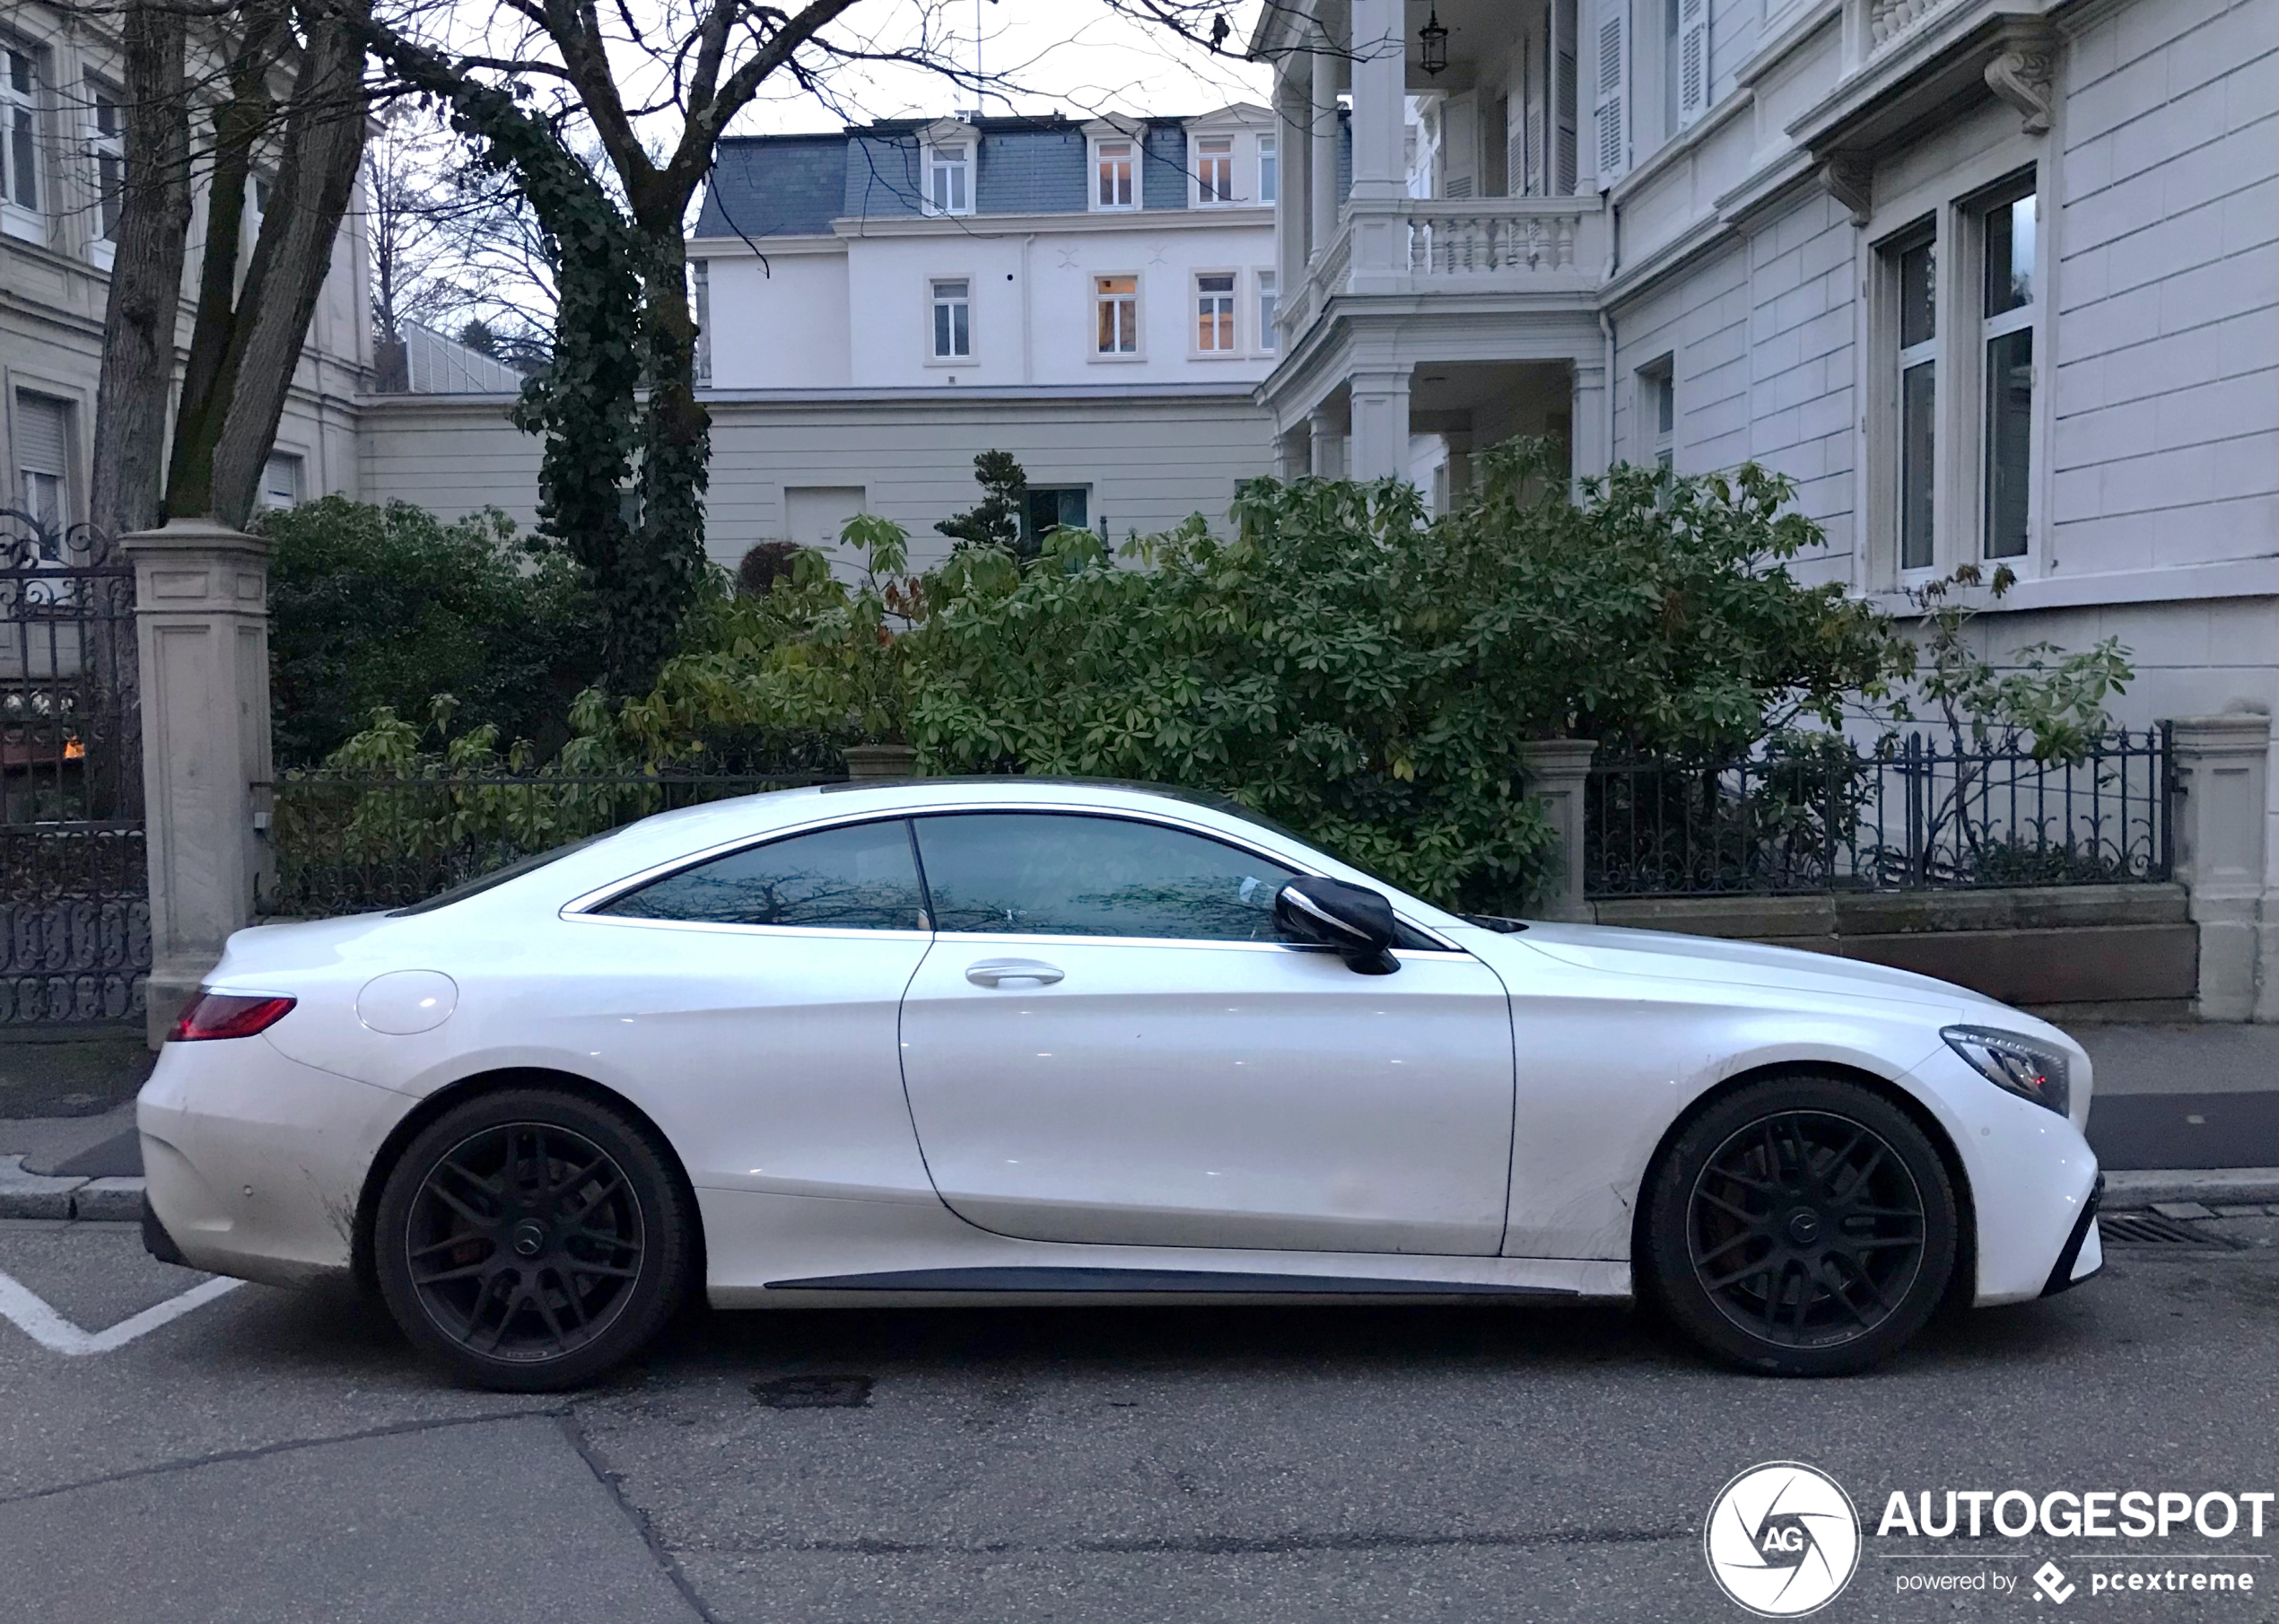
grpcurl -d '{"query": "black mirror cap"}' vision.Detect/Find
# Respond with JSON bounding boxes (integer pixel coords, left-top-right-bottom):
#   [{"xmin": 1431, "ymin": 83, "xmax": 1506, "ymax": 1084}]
[{"xmin": 1276, "ymin": 877, "xmax": 1400, "ymax": 974}]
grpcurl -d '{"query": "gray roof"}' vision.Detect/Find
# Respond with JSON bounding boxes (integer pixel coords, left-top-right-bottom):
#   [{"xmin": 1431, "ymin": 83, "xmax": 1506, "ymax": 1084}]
[{"xmin": 695, "ymin": 113, "xmax": 1232, "ymax": 240}]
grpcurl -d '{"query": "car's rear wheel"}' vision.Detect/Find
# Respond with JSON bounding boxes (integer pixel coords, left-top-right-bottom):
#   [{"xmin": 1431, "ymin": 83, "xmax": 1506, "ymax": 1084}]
[
  {"xmin": 374, "ymin": 1087, "xmax": 694, "ymax": 1392},
  {"xmin": 1643, "ymin": 1074, "xmax": 1958, "ymax": 1376}
]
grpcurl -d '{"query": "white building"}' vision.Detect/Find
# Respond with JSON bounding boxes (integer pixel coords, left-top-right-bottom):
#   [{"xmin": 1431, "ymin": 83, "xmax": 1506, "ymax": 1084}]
[
  {"xmin": 1252, "ymin": 0, "xmax": 2274, "ymax": 729},
  {"xmin": 361, "ymin": 109, "xmax": 1285, "ymax": 568},
  {"xmin": 0, "ymin": 4, "xmax": 371, "ymax": 528}
]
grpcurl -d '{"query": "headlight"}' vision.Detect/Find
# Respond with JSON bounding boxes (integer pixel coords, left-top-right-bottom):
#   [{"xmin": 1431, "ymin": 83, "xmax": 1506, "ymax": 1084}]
[{"xmin": 1942, "ymin": 1026, "xmax": 2070, "ymax": 1116}]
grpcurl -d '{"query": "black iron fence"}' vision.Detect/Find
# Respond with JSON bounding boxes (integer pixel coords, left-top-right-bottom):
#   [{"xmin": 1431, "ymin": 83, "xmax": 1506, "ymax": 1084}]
[
  {"xmin": 266, "ymin": 769, "xmax": 844, "ymax": 918},
  {"xmin": 1585, "ymin": 729, "xmax": 2172, "ymax": 898},
  {"xmin": 3, "ymin": 512, "xmax": 147, "ymax": 1026}
]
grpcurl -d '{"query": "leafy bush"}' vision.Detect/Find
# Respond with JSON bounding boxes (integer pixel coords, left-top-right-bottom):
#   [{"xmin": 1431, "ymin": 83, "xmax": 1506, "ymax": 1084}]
[
  {"xmin": 263, "ymin": 496, "xmax": 601, "ymax": 764},
  {"xmin": 904, "ymin": 441, "xmax": 1902, "ymax": 912},
  {"xmin": 736, "ymin": 541, "xmax": 803, "ymax": 597}
]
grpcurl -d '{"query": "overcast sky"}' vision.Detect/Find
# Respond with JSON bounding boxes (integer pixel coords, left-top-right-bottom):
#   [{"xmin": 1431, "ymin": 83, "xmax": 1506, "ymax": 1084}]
[{"xmin": 729, "ymin": 1, "xmax": 1276, "ymax": 135}]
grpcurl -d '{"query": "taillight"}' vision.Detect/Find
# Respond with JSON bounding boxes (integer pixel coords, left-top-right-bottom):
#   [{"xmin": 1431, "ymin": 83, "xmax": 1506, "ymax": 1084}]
[{"xmin": 170, "ymin": 991, "xmax": 297, "ymax": 1042}]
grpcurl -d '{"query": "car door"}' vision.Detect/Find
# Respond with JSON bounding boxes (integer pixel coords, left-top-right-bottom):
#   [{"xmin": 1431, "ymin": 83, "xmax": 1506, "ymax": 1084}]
[
  {"xmin": 896, "ymin": 811, "xmax": 1516, "ymax": 1255},
  {"xmin": 563, "ymin": 815, "xmax": 939, "ymax": 1202}
]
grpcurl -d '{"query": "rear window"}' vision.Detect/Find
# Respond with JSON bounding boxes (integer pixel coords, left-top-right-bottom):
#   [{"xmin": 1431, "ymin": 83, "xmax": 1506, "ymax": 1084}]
[{"xmin": 389, "ymin": 831, "xmax": 620, "ymax": 916}]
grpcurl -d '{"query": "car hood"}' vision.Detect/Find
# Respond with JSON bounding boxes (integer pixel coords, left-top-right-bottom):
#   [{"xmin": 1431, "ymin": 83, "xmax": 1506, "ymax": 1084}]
[{"xmin": 1500, "ymin": 920, "xmax": 2010, "ymax": 1015}]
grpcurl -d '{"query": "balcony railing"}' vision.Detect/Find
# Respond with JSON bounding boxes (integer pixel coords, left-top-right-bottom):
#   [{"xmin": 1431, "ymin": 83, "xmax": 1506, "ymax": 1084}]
[{"xmin": 1283, "ymin": 195, "xmax": 1605, "ymax": 350}]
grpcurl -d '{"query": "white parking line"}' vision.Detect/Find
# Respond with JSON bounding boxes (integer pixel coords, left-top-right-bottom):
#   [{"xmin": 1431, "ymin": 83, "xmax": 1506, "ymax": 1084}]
[{"xmin": 0, "ymin": 1267, "xmax": 244, "ymax": 1355}]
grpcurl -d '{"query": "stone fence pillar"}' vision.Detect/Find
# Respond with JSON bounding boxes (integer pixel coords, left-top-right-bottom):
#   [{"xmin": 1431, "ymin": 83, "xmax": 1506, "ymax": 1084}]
[
  {"xmin": 2169, "ymin": 712, "xmax": 2274, "ymax": 1023},
  {"xmin": 1520, "ymin": 738, "xmax": 1599, "ymax": 923},
  {"xmin": 123, "ymin": 519, "xmax": 272, "ymax": 1047}
]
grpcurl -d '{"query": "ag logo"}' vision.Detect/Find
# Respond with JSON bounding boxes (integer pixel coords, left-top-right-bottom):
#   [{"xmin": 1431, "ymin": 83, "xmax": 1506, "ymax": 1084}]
[{"xmin": 1704, "ymin": 1462, "xmax": 1861, "ymax": 1617}]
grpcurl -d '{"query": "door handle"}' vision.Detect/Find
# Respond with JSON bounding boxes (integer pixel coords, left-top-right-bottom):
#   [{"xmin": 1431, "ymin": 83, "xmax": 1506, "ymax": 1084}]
[{"xmin": 965, "ymin": 959, "xmax": 1064, "ymax": 988}]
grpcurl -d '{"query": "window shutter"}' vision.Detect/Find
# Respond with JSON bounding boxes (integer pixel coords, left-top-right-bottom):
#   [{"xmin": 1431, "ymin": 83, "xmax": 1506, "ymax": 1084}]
[
  {"xmin": 15, "ymin": 392, "xmax": 67, "ymax": 476},
  {"xmin": 1593, "ymin": 1, "xmax": 1628, "ymax": 188},
  {"xmin": 1443, "ymin": 95, "xmax": 1477, "ymax": 199},
  {"xmin": 1678, "ymin": 0, "xmax": 1709, "ymax": 127}
]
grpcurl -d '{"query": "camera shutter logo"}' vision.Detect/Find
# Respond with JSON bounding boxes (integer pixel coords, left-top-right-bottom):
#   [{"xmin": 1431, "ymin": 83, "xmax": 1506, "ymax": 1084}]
[{"xmin": 1704, "ymin": 1462, "xmax": 1862, "ymax": 1617}]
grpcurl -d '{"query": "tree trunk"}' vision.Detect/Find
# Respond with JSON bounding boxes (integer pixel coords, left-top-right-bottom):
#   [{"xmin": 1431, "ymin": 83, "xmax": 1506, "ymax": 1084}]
[
  {"xmin": 626, "ymin": 217, "xmax": 710, "ymax": 691},
  {"xmin": 88, "ymin": 0, "xmax": 192, "ymax": 544},
  {"xmin": 163, "ymin": 1, "xmax": 284, "ymax": 520},
  {"xmin": 205, "ymin": 0, "xmax": 371, "ymax": 528}
]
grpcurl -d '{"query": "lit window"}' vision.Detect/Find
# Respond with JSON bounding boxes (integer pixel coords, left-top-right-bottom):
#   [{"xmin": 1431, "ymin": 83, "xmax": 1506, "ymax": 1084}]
[
  {"xmin": 930, "ymin": 277, "xmax": 971, "ymax": 359},
  {"xmin": 928, "ymin": 144, "xmax": 971, "ymax": 215},
  {"xmin": 1258, "ymin": 134, "xmax": 1278, "ymax": 205},
  {"xmin": 1095, "ymin": 140, "xmax": 1134, "ymax": 209},
  {"xmin": 1195, "ymin": 272, "xmax": 1236, "ymax": 352},
  {"xmin": 1095, "ymin": 275, "xmax": 1138, "ymax": 354},
  {"xmin": 1257, "ymin": 271, "xmax": 1279, "ymax": 353},
  {"xmin": 89, "ymin": 84, "xmax": 121, "ymax": 240},
  {"xmin": 1895, "ymin": 235, "xmax": 1937, "ymax": 571},
  {"xmin": 4, "ymin": 48, "xmax": 39, "ymax": 221},
  {"xmin": 1196, "ymin": 135, "xmax": 1235, "ymax": 203},
  {"xmin": 1980, "ymin": 187, "xmax": 2035, "ymax": 561},
  {"xmin": 260, "ymin": 451, "xmax": 302, "ymax": 511}
]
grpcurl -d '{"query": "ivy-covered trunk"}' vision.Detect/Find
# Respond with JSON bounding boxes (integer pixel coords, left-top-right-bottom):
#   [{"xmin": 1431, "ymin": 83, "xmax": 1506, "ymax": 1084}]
[{"xmin": 624, "ymin": 216, "xmax": 711, "ymax": 694}]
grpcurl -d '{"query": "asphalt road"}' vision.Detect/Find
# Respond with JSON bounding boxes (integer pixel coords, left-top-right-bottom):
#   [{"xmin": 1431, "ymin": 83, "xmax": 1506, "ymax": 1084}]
[{"xmin": 0, "ymin": 1213, "xmax": 2272, "ymax": 1624}]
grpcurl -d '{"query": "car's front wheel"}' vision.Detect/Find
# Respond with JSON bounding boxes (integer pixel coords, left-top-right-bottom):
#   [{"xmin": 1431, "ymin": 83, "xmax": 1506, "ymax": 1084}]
[
  {"xmin": 374, "ymin": 1087, "xmax": 694, "ymax": 1392},
  {"xmin": 1643, "ymin": 1074, "xmax": 1959, "ymax": 1376}
]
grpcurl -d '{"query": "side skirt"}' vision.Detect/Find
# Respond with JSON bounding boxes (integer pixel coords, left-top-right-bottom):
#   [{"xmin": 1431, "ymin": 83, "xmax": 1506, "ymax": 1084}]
[{"xmin": 765, "ymin": 1265, "xmax": 1573, "ymax": 1296}]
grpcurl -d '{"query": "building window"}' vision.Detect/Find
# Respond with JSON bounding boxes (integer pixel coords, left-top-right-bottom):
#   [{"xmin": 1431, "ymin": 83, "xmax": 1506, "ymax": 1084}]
[
  {"xmin": 13, "ymin": 391, "xmax": 72, "ymax": 531},
  {"xmin": 1095, "ymin": 274, "xmax": 1139, "ymax": 355},
  {"xmin": 4, "ymin": 46, "xmax": 39, "ymax": 229},
  {"xmin": 926, "ymin": 144, "xmax": 971, "ymax": 215},
  {"xmin": 1196, "ymin": 135, "xmax": 1235, "ymax": 203},
  {"xmin": 260, "ymin": 451, "xmax": 302, "ymax": 511},
  {"xmin": 1257, "ymin": 270, "xmax": 1278, "ymax": 353},
  {"xmin": 691, "ymin": 259, "xmax": 712, "ymax": 383},
  {"xmin": 1638, "ymin": 358, "xmax": 1674, "ymax": 473},
  {"xmin": 1894, "ymin": 233, "xmax": 1937, "ymax": 571},
  {"xmin": 1194, "ymin": 272, "xmax": 1236, "ymax": 352},
  {"xmin": 88, "ymin": 83, "xmax": 121, "ymax": 240},
  {"xmin": 930, "ymin": 276, "xmax": 971, "ymax": 359},
  {"xmin": 1258, "ymin": 133, "xmax": 1278, "ymax": 204},
  {"xmin": 1023, "ymin": 486, "xmax": 1088, "ymax": 546},
  {"xmin": 1980, "ymin": 185, "xmax": 2035, "ymax": 561},
  {"xmin": 1094, "ymin": 139, "xmax": 1135, "ymax": 210}
]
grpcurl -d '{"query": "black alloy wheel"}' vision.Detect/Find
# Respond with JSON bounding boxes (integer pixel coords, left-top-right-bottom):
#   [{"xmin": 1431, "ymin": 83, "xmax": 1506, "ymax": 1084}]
[
  {"xmin": 375, "ymin": 1088, "xmax": 693, "ymax": 1392},
  {"xmin": 1644, "ymin": 1076, "xmax": 1959, "ymax": 1376}
]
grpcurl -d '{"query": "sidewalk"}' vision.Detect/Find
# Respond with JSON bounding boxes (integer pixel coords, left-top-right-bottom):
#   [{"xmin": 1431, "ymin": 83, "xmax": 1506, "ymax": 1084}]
[{"xmin": 3, "ymin": 1020, "xmax": 2273, "ymax": 1219}]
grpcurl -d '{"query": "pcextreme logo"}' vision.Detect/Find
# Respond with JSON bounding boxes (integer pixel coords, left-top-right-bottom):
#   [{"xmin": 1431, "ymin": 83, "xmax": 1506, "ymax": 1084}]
[{"xmin": 1704, "ymin": 1461, "xmax": 1863, "ymax": 1618}]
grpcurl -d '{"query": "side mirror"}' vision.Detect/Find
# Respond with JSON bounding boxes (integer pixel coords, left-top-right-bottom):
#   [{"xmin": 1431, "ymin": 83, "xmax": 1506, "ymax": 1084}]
[{"xmin": 1275, "ymin": 877, "xmax": 1400, "ymax": 974}]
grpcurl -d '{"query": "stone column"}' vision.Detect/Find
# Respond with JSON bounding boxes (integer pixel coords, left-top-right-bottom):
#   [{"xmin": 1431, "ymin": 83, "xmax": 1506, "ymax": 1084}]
[
  {"xmin": 1520, "ymin": 738, "xmax": 1600, "ymax": 923},
  {"xmin": 1346, "ymin": 0, "xmax": 1406, "ymax": 202},
  {"xmin": 1569, "ymin": 354, "xmax": 1610, "ymax": 481},
  {"xmin": 1274, "ymin": 66, "xmax": 1309, "ymax": 300},
  {"xmin": 842, "ymin": 743, "xmax": 918, "ymax": 779},
  {"xmin": 123, "ymin": 518, "xmax": 272, "ymax": 1047},
  {"xmin": 2170, "ymin": 713, "xmax": 2274, "ymax": 1022},
  {"xmin": 1309, "ymin": 41, "xmax": 1340, "ymax": 264},
  {"xmin": 1307, "ymin": 403, "xmax": 1345, "ymax": 477},
  {"xmin": 1348, "ymin": 368, "xmax": 1412, "ymax": 483}
]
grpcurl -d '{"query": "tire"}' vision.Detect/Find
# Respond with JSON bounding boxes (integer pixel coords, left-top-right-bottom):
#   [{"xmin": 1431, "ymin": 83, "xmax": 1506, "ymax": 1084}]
[
  {"xmin": 373, "ymin": 1087, "xmax": 694, "ymax": 1393},
  {"xmin": 1641, "ymin": 1074, "xmax": 1959, "ymax": 1377}
]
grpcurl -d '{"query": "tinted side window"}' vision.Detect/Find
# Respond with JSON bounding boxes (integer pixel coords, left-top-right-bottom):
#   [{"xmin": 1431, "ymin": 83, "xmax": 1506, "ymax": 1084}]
[
  {"xmin": 601, "ymin": 820, "xmax": 924, "ymax": 930},
  {"xmin": 913, "ymin": 813, "xmax": 1297, "ymax": 941}
]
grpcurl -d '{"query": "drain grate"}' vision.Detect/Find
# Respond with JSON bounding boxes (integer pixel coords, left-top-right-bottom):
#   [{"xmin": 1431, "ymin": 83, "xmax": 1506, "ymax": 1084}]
[{"xmin": 2100, "ymin": 1211, "xmax": 2232, "ymax": 1247}]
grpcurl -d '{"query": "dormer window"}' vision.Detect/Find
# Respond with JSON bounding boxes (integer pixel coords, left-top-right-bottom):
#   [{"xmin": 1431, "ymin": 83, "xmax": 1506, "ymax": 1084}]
[
  {"xmin": 1195, "ymin": 136, "xmax": 1235, "ymax": 204},
  {"xmin": 1094, "ymin": 139, "xmax": 1135, "ymax": 210},
  {"xmin": 926, "ymin": 141, "xmax": 972, "ymax": 215}
]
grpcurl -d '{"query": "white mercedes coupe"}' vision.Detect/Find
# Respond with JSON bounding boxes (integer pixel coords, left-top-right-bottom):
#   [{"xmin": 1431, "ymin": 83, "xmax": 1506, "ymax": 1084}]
[{"xmin": 138, "ymin": 778, "xmax": 2103, "ymax": 1390}]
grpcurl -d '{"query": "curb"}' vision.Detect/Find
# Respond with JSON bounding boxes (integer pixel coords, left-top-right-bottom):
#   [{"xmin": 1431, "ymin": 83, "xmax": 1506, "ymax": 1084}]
[
  {"xmin": 6, "ymin": 1163, "xmax": 2277, "ymax": 1221},
  {"xmin": 0, "ymin": 1157, "xmax": 148, "ymax": 1221},
  {"xmin": 2102, "ymin": 1168, "xmax": 2279, "ymax": 1208}
]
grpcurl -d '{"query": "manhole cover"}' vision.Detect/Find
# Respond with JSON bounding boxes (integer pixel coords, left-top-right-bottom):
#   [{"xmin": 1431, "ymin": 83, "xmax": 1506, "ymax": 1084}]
[
  {"xmin": 752, "ymin": 1375, "xmax": 874, "ymax": 1409},
  {"xmin": 2100, "ymin": 1211, "xmax": 2235, "ymax": 1247}
]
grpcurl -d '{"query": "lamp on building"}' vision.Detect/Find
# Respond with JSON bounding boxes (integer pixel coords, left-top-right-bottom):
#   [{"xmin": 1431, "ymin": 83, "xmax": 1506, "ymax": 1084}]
[{"xmin": 1418, "ymin": 5, "xmax": 1449, "ymax": 76}]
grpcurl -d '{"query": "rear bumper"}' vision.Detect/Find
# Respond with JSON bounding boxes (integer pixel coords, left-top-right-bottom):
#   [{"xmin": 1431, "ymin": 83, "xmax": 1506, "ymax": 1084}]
[{"xmin": 136, "ymin": 1035, "xmax": 413, "ymax": 1289}]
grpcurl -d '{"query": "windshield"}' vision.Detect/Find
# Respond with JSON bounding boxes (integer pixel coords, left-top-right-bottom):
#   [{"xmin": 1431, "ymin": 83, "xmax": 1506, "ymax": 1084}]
[{"xmin": 389, "ymin": 830, "xmax": 620, "ymax": 916}]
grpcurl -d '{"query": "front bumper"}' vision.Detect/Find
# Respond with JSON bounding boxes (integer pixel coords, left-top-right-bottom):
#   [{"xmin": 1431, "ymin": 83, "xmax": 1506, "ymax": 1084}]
[
  {"xmin": 2039, "ymin": 1173, "xmax": 2105, "ymax": 1297},
  {"xmin": 136, "ymin": 1034, "xmax": 414, "ymax": 1289}
]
